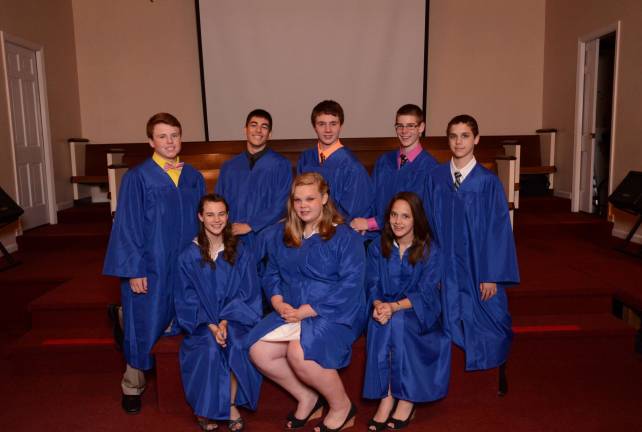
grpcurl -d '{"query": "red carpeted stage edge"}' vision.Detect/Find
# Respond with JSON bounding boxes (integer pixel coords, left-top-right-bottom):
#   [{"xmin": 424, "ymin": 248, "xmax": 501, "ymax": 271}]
[{"xmin": 1, "ymin": 197, "xmax": 641, "ymax": 431}]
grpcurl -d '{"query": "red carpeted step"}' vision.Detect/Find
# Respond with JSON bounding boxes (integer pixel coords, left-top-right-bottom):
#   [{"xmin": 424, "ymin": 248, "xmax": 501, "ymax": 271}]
[
  {"xmin": 17, "ymin": 222, "xmax": 111, "ymax": 251},
  {"xmin": 512, "ymin": 313, "xmax": 636, "ymax": 339},
  {"xmin": 9, "ymin": 326, "xmax": 124, "ymax": 374},
  {"xmin": 508, "ymin": 288, "xmax": 613, "ymax": 316},
  {"xmin": 29, "ymin": 268, "xmax": 119, "ymax": 329},
  {"xmin": 56, "ymin": 202, "xmax": 112, "ymax": 224}
]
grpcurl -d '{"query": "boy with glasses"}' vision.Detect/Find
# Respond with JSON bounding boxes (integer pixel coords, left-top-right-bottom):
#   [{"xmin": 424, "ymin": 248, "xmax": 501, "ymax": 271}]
[{"xmin": 350, "ymin": 104, "xmax": 437, "ymax": 233}]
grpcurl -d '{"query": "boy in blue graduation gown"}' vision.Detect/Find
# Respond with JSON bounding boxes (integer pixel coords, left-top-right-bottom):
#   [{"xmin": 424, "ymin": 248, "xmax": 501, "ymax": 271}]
[
  {"xmin": 425, "ymin": 114, "xmax": 519, "ymax": 373},
  {"xmin": 103, "ymin": 113, "xmax": 206, "ymax": 414},
  {"xmin": 296, "ymin": 100, "xmax": 374, "ymax": 226},
  {"xmin": 350, "ymin": 104, "xmax": 438, "ymax": 234},
  {"xmin": 215, "ymin": 109, "xmax": 292, "ymax": 258},
  {"xmin": 176, "ymin": 194, "xmax": 262, "ymax": 431}
]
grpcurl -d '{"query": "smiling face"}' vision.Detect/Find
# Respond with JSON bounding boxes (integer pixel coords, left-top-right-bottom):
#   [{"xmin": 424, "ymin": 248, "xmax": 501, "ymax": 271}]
[
  {"xmin": 395, "ymin": 114, "xmax": 425, "ymax": 150},
  {"xmin": 448, "ymin": 122, "xmax": 479, "ymax": 166},
  {"xmin": 245, "ymin": 115, "xmax": 271, "ymax": 153},
  {"xmin": 198, "ymin": 201, "xmax": 228, "ymax": 239},
  {"xmin": 149, "ymin": 123, "xmax": 182, "ymax": 161},
  {"xmin": 292, "ymin": 183, "xmax": 328, "ymax": 228},
  {"xmin": 389, "ymin": 199, "xmax": 414, "ymax": 244},
  {"xmin": 313, "ymin": 113, "xmax": 342, "ymax": 148}
]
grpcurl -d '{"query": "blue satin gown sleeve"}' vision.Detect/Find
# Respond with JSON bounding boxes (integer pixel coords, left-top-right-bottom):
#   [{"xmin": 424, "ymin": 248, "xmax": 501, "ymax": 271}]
[
  {"xmin": 478, "ymin": 177, "xmax": 520, "ymax": 286},
  {"xmin": 307, "ymin": 227, "xmax": 366, "ymax": 329},
  {"xmin": 405, "ymin": 245, "xmax": 443, "ymax": 333},
  {"xmin": 365, "ymin": 241, "xmax": 382, "ymax": 307},
  {"xmin": 103, "ymin": 170, "xmax": 146, "ymax": 278},
  {"xmin": 219, "ymin": 250, "xmax": 263, "ymax": 326},
  {"xmin": 175, "ymin": 250, "xmax": 203, "ymax": 335},
  {"xmin": 246, "ymin": 158, "xmax": 292, "ymax": 232}
]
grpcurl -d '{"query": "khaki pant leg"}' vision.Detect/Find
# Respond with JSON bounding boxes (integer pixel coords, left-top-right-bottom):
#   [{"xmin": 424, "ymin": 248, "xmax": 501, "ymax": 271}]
[{"xmin": 121, "ymin": 364, "xmax": 146, "ymax": 396}]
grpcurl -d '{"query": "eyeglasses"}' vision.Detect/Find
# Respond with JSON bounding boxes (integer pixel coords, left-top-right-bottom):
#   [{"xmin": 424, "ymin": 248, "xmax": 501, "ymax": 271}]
[{"xmin": 394, "ymin": 123, "xmax": 419, "ymax": 131}]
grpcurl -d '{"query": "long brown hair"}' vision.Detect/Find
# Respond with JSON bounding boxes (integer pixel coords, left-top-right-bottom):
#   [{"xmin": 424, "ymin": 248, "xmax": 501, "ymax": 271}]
[
  {"xmin": 196, "ymin": 193, "xmax": 238, "ymax": 268},
  {"xmin": 284, "ymin": 172, "xmax": 343, "ymax": 248},
  {"xmin": 381, "ymin": 192, "xmax": 432, "ymax": 265}
]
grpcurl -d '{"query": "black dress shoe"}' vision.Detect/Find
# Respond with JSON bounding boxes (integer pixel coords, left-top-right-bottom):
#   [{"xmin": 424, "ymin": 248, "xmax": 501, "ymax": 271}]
[
  {"xmin": 121, "ymin": 394, "xmax": 141, "ymax": 414},
  {"xmin": 107, "ymin": 304, "xmax": 124, "ymax": 351}
]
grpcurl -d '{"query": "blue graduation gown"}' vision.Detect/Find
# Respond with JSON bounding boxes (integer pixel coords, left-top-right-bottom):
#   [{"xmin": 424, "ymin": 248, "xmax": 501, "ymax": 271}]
[
  {"xmin": 215, "ymin": 149, "xmax": 292, "ymax": 256},
  {"xmin": 296, "ymin": 147, "xmax": 374, "ymax": 223},
  {"xmin": 371, "ymin": 149, "xmax": 438, "ymax": 228},
  {"xmin": 247, "ymin": 224, "xmax": 366, "ymax": 369},
  {"xmin": 425, "ymin": 162, "xmax": 519, "ymax": 371},
  {"xmin": 176, "ymin": 243, "xmax": 262, "ymax": 420},
  {"xmin": 103, "ymin": 158, "xmax": 206, "ymax": 370},
  {"xmin": 363, "ymin": 241, "xmax": 450, "ymax": 402}
]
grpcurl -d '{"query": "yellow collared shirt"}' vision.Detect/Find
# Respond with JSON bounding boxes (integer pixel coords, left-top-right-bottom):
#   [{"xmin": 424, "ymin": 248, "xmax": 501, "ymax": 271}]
[{"xmin": 153, "ymin": 152, "xmax": 182, "ymax": 186}]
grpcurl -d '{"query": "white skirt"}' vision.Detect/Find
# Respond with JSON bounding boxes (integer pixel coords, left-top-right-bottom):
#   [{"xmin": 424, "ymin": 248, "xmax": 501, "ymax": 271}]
[{"xmin": 260, "ymin": 322, "xmax": 301, "ymax": 342}]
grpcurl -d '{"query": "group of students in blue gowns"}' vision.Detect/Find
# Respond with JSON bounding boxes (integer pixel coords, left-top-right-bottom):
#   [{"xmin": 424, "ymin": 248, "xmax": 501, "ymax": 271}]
[{"xmin": 103, "ymin": 105, "xmax": 519, "ymax": 432}]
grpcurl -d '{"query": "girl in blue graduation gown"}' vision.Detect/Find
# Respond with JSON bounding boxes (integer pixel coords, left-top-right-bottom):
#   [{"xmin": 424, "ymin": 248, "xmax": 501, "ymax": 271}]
[
  {"xmin": 176, "ymin": 194, "xmax": 262, "ymax": 431},
  {"xmin": 363, "ymin": 192, "xmax": 450, "ymax": 431},
  {"xmin": 248, "ymin": 172, "xmax": 366, "ymax": 432},
  {"xmin": 425, "ymin": 115, "xmax": 519, "ymax": 372}
]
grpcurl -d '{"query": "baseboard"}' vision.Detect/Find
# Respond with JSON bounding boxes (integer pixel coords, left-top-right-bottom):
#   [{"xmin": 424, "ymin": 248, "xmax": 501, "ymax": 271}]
[
  {"xmin": 554, "ymin": 190, "xmax": 571, "ymax": 199},
  {"xmin": 3, "ymin": 241, "xmax": 18, "ymax": 253},
  {"xmin": 57, "ymin": 200, "xmax": 74, "ymax": 211},
  {"xmin": 612, "ymin": 227, "xmax": 642, "ymax": 245}
]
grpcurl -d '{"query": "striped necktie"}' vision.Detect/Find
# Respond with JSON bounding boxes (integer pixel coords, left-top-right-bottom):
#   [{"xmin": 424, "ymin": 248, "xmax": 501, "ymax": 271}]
[
  {"xmin": 320, "ymin": 152, "xmax": 326, "ymax": 165},
  {"xmin": 454, "ymin": 171, "xmax": 462, "ymax": 190},
  {"xmin": 399, "ymin": 153, "xmax": 408, "ymax": 168}
]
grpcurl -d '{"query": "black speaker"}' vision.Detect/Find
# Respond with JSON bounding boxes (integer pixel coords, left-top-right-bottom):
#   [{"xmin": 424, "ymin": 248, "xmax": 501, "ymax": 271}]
[
  {"xmin": 0, "ymin": 187, "xmax": 23, "ymax": 225},
  {"xmin": 608, "ymin": 171, "xmax": 642, "ymax": 214}
]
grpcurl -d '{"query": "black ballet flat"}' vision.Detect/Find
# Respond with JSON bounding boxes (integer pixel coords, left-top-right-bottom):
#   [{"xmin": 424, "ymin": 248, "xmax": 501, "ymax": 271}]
[
  {"xmin": 285, "ymin": 395, "xmax": 326, "ymax": 429},
  {"xmin": 386, "ymin": 405, "xmax": 415, "ymax": 430},
  {"xmin": 315, "ymin": 401, "xmax": 356, "ymax": 432}
]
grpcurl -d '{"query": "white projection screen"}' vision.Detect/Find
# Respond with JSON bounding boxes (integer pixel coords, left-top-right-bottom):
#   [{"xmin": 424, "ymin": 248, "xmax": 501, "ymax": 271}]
[{"xmin": 197, "ymin": 0, "xmax": 427, "ymax": 140}]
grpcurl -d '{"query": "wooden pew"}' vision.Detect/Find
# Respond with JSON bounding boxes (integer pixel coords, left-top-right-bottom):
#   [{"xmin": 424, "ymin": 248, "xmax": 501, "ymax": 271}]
[
  {"xmin": 97, "ymin": 136, "xmax": 518, "ymax": 222},
  {"xmin": 69, "ymin": 139, "xmax": 129, "ymax": 203},
  {"xmin": 519, "ymin": 129, "xmax": 558, "ymax": 195}
]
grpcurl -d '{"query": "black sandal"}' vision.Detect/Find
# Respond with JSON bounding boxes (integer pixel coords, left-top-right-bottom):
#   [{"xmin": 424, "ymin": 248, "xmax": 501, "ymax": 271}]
[
  {"xmin": 228, "ymin": 417, "xmax": 244, "ymax": 432},
  {"xmin": 386, "ymin": 405, "xmax": 416, "ymax": 430},
  {"xmin": 315, "ymin": 401, "xmax": 356, "ymax": 432},
  {"xmin": 285, "ymin": 395, "xmax": 326, "ymax": 429},
  {"xmin": 228, "ymin": 404, "xmax": 244, "ymax": 432},
  {"xmin": 368, "ymin": 398, "xmax": 397, "ymax": 431},
  {"xmin": 196, "ymin": 416, "xmax": 219, "ymax": 431}
]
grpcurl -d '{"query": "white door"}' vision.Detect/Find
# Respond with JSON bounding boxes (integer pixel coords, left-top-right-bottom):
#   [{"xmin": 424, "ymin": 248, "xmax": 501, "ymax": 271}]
[
  {"xmin": 579, "ymin": 39, "xmax": 598, "ymax": 213},
  {"xmin": 5, "ymin": 42, "xmax": 49, "ymax": 229}
]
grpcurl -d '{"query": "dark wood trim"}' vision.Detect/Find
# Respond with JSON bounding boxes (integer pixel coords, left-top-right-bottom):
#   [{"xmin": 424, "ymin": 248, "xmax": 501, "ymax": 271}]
[
  {"xmin": 422, "ymin": 0, "xmax": 430, "ymax": 137},
  {"xmin": 194, "ymin": 0, "xmax": 209, "ymax": 141},
  {"xmin": 68, "ymin": 138, "xmax": 89, "ymax": 143}
]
